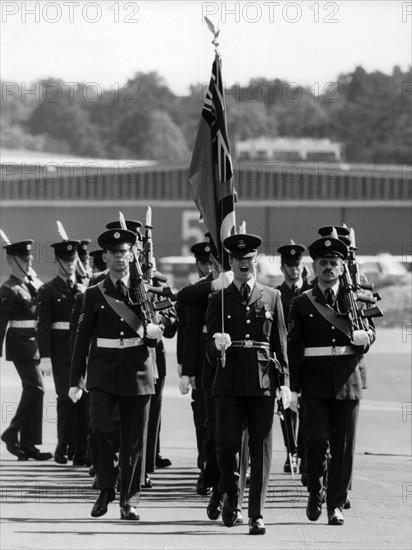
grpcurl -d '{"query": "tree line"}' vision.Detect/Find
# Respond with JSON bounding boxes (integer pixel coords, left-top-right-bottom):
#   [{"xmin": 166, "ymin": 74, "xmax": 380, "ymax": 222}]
[{"xmin": 1, "ymin": 65, "xmax": 411, "ymax": 165}]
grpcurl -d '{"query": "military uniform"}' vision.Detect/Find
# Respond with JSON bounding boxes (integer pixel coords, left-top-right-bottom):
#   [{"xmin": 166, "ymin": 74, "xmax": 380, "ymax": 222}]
[
  {"xmin": 0, "ymin": 240, "xmax": 48, "ymax": 459},
  {"xmin": 37, "ymin": 240, "xmax": 87, "ymax": 463},
  {"xmin": 288, "ymin": 234, "xmax": 376, "ymax": 524},
  {"xmin": 70, "ymin": 228, "xmax": 162, "ymax": 519},
  {"xmin": 206, "ymin": 234, "xmax": 289, "ymax": 531}
]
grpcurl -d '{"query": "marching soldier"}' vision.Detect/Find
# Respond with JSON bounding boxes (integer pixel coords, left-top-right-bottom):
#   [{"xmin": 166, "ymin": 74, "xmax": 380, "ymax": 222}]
[
  {"xmin": 206, "ymin": 233, "xmax": 289, "ymax": 535},
  {"xmin": 276, "ymin": 241, "xmax": 310, "ymax": 475},
  {"xmin": 69, "ymin": 228, "xmax": 163, "ymax": 520},
  {"xmin": 288, "ymin": 233, "xmax": 376, "ymax": 526},
  {"xmin": 0, "ymin": 239, "xmax": 52, "ymax": 461},
  {"xmin": 37, "ymin": 240, "xmax": 88, "ymax": 464}
]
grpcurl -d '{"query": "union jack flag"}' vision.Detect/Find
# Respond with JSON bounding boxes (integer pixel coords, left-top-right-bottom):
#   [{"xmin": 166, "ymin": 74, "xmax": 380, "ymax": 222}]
[{"xmin": 188, "ymin": 52, "xmax": 236, "ymax": 270}]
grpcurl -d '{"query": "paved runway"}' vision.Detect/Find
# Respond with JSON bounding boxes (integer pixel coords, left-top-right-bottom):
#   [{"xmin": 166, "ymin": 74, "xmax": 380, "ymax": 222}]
[{"xmin": 1, "ymin": 328, "xmax": 411, "ymax": 549}]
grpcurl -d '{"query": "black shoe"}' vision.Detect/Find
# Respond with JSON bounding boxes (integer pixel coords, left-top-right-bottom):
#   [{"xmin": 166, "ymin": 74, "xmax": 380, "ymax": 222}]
[
  {"xmin": 343, "ymin": 498, "xmax": 351, "ymax": 509},
  {"xmin": 90, "ymin": 487, "xmax": 115, "ymax": 518},
  {"xmin": 301, "ymin": 472, "xmax": 308, "ymax": 487},
  {"xmin": 1, "ymin": 430, "xmax": 26, "ymax": 459},
  {"xmin": 54, "ymin": 444, "xmax": 68, "ymax": 464},
  {"xmin": 196, "ymin": 470, "xmax": 210, "ymax": 495},
  {"xmin": 306, "ymin": 491, "xmax": 323, "ymax": 521},
  {"xmin": 207, "ymin": 491, "xmax": 222, "ymax": 520},
  {"xmin": 283, "ymin": 454, "xmax": 298, "ymax": 473},
  {"xmin": 72, "ymin": 452, "xmax": 88, "ymax": 466},
  {"xmin": 91, "ymin": 477, "xmax": 97, "ymax": 490},
  {"xmin": 327, "ymin": 507, "xmax": 344, "ymax": 525},
  {"xmin": 88, "ymin": 465, "xmax": 95, "ymax": 477},
  {"xmin": 222, "ymin": 492, "xmax": 239, "ymax": 527},
  {"xmin": 249, "ymin": 516, "xmax": 266, "ymax": 535},
  {"xmin": 67, "ymin": 447, "xmax": 75, "ymax": 460},
  {"xmin": 155, "ymin": 454, "xmax": 172, "ymax": 468},
  {"xmin": 120, "ymin": 505, "xmax": 140, "ymax": 520},
  {"xmin": 20, "ymin": 445, "xmax": 52, "ymax": 461},
  {"xmin": 142, "ymin": 474, "xmax": 153, "ymax": 489}
]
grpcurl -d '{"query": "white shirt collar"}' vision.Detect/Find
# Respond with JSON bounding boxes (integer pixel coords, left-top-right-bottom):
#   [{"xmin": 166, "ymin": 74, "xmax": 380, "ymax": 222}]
[
  {"xmin": 318, "ymin": 281, "xmax": 340, "ymax": 296},
  {"xmin": 234, "ymin": 276, "xmax": 255, "ymax": 293},
  {"xmin": 110, "ymin": 274, "xmax": 130, "ymax": 288}
]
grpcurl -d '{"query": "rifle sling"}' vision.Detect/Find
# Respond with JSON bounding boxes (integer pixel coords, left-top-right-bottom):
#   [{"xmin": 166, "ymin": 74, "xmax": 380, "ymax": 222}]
[
  {"xmin": 303, "ymin": 289, "xmax": 352, "ymax": 339},
  {"xmin": 97, "ymin": 281, "xmax": 144, "ymax": 339}
]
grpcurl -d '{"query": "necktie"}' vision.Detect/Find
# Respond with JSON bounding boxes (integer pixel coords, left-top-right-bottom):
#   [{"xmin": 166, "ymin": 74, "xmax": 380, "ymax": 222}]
[
  {"xmin": 24, "ymin": 277, "xmax": 37, "ymax": 299},
  {"xmin": 241, "ymin": 283, "xmax": 250, "ymax": 303},
  {"xmin": 116, "ymin": 280, "xmax": 128, "ymax": 302},
  {"xmin": 291, "ymin": 284, "xmax": 299, "ymax": 296},
  {"xmin": 67, "ymin": 279, "xmax": 74, "ymax": 290},
  {"xmin": 325, "ymin": 288, "xmax": 334, "ymax": 307}
]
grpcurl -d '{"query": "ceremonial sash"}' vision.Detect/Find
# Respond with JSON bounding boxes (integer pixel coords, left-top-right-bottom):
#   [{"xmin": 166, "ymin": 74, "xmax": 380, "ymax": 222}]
[
  {"xmin": 97, "ymin": 281, "xmax": 144, "ymax": 338},
  {"xmin": 303, "ymin": 289, "xmax": 352, "ymax": 339}
]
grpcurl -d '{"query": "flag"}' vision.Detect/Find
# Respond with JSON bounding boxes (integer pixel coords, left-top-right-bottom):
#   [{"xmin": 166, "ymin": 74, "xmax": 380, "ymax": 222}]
[{"xmin": 188, "ymin": 52, "xmax": 236, "ymax": 270}]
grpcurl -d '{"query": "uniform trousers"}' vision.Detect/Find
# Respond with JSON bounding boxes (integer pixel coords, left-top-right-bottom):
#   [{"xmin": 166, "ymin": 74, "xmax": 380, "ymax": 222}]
[
  {"xmin": 89, "ymin": 389, "xmax": 150, "ymax": 507},
  {"xmin": 145, "ymin": 375, "xmax": 165, "ymax": 474},
  {"xmin": 191, "ymin": 386, "xmax": 207, "ymax": 470},
  {"xmin": 8, "ymin": 360, "xmax": 44, "ymax": 446},
  {"xmin": 303, "ymin": 398, "xmax": 359, "ymax": 509},
  {"xmin": 202, "ymin": 387, "xmax": 220, "ymax": 490},
  {"xmin": 215, "ymin": 395, "xmax": 275, "ymax": 518}
]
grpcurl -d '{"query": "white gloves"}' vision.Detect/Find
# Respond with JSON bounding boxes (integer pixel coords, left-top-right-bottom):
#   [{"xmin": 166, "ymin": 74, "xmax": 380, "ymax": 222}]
[
  {"xmin": 290, "ymin": 391, "xmax": 299, "ymax": 413},
  {"xmin": 179, "ymin": 375, "xmax": 197, "ymax": 394},
  {"xmin": 69, "ymin": 386, "xmax": 83, "ymax": 403},
  {"xmin": 213, "ymin": 332, "xmax": 232, "ymax": 351},
  {"xmin": 350, "ymin": 329, "xmax": 369, "ymax": 346},
  {"xmin": 39, "ymin": 360, "xmax": 52, "ymax": 376},
  {"xmin": 276, "ymin": 386, "xmax": 292, "ymax": 409},
  {"xmin": 211, "ymin": 271, "xmax": 234, "ymax": 291},
  {"xmin": 146, "ymin": 323, "xmax": 163, "ymax": 340}
]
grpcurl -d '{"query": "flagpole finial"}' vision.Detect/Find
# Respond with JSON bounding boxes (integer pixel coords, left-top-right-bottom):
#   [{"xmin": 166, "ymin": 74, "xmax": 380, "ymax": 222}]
[{"xmin": 204, "ymin": 16, "xmax": 220, "ymax": 50}]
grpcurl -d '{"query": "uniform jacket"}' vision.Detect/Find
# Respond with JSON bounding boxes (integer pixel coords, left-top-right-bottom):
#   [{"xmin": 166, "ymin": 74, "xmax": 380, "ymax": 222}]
[
  {"xmin": 70, "ymin": 275, "xmax": 157, "ymax": 397},
  {"xmin": 287, "ymin": 284, "xmax": 375, "ymax": 400},
  {"xmin": 206, "ymin": 281, "xmax": 288, "ymax": 397},
  {"xmin": 276, "ymin": 279, "xmax": 312, "ymax": 323},
  {"xmin": 37, "ymin": 276, "xmax": 86, "ymax": 361},
  {"xmin": 0, "ymin": 274, "xmax": 40, "ymax": 361}
]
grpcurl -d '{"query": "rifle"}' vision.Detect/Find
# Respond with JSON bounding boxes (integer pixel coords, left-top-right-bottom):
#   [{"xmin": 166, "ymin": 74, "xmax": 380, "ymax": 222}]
[
  {"xmin": 56, "ymin": 221, "xmax": 90, "ymax": 284},
  {"xmin": 339, "ymin": 228, "xmax": 383, "ymax": 337},
  {"xmin": 118, "ymin": 212, "xmax": 172, "ymax": 325}
]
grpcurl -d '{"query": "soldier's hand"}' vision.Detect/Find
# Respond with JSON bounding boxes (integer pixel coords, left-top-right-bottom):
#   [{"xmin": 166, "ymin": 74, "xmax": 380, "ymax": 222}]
[
  {"xmin": 69, "ymin": 386, "xmax": 83, "ymax": 403},
  {"xmin": 179, "ymin": 375, "xmax": 191, "ymax": 395},
  {"xmin": 146, "ymin": 322, "xmax": 163, "ymax": 340},
  {"xmin": 279, "ymin": 385, "xmax": 292, "ymax": 409},
  {"xmin": 290, "ymin": 391, "xmax": 299, "ymax": 414},
  {"xmin": 39, "ymin": 360, "xmax": 52, "ymax": 376},
  {"xmin": 211, "ymin": 271, "xmax": 234, "ymax": 291},
  {"xmin": 213, "ymin": 332, "xmax": 232, "ymax": 351},
  {"xmin": 350, "ymin": 329, "xmax": 369, "ymax": 346}
]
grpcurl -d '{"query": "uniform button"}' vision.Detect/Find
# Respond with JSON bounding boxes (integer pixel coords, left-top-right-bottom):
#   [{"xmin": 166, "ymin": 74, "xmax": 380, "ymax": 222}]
[
  {"xmin": 246, "ymin": 306, "xmax": 250, "ymax": 311},
  {"xmin": 120, "ymin": 332, "xmax": 125, "ymax": 336},
  {"xmin": 100, "ymin": 305, "xmax": 104, "ymax": 309},
  {"xmin": 331, "ymin": 326, "xmax": 335, "ymax": 330},
  {"xmin": 309, "ymin": 314, "xmax": 313, "ymax": 317},
  {"xmin": 332, "ymin": 338, "xmax": 336, "ymax": 343},
  {"xmin": 227, "ymin": 314, "xmax": 231, "ymax": 319},
  {"xmin": 120, "ymin": 318, "xmax": 124, "ymax": 322},
  {"xmin": 245, "ymin": 334, "xmax": 250, "ymax": 338},
  {"xmin": 246, "ymin": 319, "xmax": 251, "ymax": 324}
]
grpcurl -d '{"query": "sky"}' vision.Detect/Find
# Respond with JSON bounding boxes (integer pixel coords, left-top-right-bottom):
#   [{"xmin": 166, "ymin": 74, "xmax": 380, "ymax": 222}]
[{"xmin": 1, "ymin": 0, "xmax": 411, "ymax": 96}]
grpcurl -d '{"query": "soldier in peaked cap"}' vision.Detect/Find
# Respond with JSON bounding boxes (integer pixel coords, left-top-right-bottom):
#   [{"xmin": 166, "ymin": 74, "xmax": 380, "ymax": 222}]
[
  {"xmin": 287, "ymin": 232, "xmax": 376, "ymax": 526},
  {"xmin": 89, "ymin": 249, "xmax": 106, "ymax": 274},
  {"xmin": 206, "ymin": 233, "xmax": 289, "ymax": 535},
  {"xmin": 69, "ymin": 228, "xmax": 164, "ymax": 520},
  {"xmin": 77, "ymin": 239, "xmax": 93, "ymax": 281},
  {"xmin": 318, "ymin": 225, "xmax": 352, "ymax": 248},
  {"xmin": 37, "ymin": 239, "xmax": 89, "ymax": 465},
  {"xmin": 0, "ymin": 239, "xmax": 52, "ymax": 461},
  {"xmin": 276, "ymin": 240, "xmax": 311, "ymax": 477}
]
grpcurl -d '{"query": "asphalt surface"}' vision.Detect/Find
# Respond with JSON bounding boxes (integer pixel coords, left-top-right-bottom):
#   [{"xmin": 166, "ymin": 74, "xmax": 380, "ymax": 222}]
[{"xmin": 1, "ymin": 328, "xmax": 411, "ymax": 550}]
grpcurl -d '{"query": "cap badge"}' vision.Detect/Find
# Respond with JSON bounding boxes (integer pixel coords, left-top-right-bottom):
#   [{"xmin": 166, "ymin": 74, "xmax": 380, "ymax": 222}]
[
  {"xmin": 114, "ymin": 232, "xmax": 121, "ymax": 239},
  {"xmin": 26, "ymin": 244, "xmax": 31, "ymax": 251},
  {"xmin": 67, "ymin": 244, "xmax": 73, "ymax": 251},
  {"xmin": 325, "ymin": 240, "xmax": 331, "ymax": 247},
  {"xmin": 205, "ymin": 246, "xmax": 210, "ymax": 252},
  {"xmin": 290, "ymin": 249, "xmax": 296, "ymax": 255},
  {"xmin": 238, "ymin": 240, "xmax": 246, "ymax": 249}
]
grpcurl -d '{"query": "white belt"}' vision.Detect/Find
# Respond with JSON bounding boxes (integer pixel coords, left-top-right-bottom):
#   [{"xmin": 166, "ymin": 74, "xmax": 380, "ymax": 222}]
[
  {"xmin": 9, "ymin": 320, "xmax": 37, "ymax": 329},
  {"xmin": 52, "ymin": 322, "xmax": 70, "ymax": 330},
  {"xmin": 304, "ymin": 346, "xmax": 355, "ymax": 357},
  {"xmin": 96, "ymin": 337, "xmax": 144, "ymax": 349}
]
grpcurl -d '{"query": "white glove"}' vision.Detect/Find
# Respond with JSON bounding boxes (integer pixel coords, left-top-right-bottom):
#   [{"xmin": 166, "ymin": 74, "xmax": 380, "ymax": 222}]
[
  {"xmin": 211, "ymin": 271, "xmax": 234, "ymax": 291},
  {"xmin": 179, "ymin": 375, "xmax": 191, "ymax": 395},
  {"xmin": 279, "ymin": 386, "xmax": 292, "ymax": 409},
  {"xmin": 39, "ymin": 359, "xmax": 52, "ymax": 376},
  {"xmin": 213, "ymin": 332, "xmax": 232, "ymax": 351},
  {"xmin": 290, "ymin": 391, "xmax": 299, "ymax": 414},
  {"xmin": 146, "ymin": 323, "xmax": 164, "ymax": 340},
  {"xmin": 69, "ymin": 386, "xmax": 83, "ymax": 403},
  {"xmin": 350, "ymin": 329, "xmax": 369, "ymax": 346}
]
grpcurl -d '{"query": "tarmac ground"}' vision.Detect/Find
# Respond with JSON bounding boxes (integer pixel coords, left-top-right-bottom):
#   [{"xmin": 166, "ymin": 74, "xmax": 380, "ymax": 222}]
[{"xmin": 1, "ymin": 328, "xmax": 411, "ymax": 550}]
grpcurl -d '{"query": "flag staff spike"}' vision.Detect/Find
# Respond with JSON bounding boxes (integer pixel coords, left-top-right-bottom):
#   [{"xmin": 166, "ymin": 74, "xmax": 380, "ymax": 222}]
[{"xmin": 204, "ymin": 15, "xmax": 220, "ymax": 52}]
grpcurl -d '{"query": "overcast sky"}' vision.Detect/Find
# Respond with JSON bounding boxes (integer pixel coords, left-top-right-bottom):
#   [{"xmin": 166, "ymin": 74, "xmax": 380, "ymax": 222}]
[{"xmin": 1, "ymin": 1, "xmax": 411, "ymax": 96}]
